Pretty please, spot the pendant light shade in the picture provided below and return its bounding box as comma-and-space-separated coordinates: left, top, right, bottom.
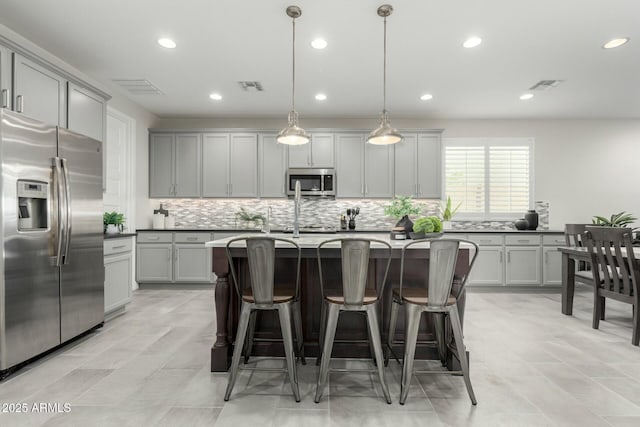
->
277, 6, 310, 146
367, 4, 402, 145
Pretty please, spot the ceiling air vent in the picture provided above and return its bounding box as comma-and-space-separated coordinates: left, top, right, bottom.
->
238, 81, 264, 91
112, 79, 164, 95
529, 80, 563, 91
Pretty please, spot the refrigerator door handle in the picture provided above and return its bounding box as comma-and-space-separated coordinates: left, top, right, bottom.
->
61, 158, 72, 264
52, 157, 65, 267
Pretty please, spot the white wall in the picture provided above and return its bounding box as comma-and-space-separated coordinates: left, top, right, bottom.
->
155, 117, 640, 230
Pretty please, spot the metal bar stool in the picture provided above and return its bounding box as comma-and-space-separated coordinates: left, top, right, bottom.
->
314, 237, 392, 404
224, 236, 305, 402
385, 238, 479, 405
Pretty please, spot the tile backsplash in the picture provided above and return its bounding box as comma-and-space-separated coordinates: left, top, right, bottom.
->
150, 199, 550, 231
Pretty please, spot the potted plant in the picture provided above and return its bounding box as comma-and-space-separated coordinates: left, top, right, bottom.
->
592, 211, 637, 228
384, 195, 422, 234
104, 211, 125, 234
440, 196, 461, 230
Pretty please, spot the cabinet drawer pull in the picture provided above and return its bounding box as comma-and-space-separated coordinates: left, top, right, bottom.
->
147, 236, 160, 241
186, 237, 198, 241
480, 240, 491, 244
1, 89, 8, 108
517, 239, 530, 243
16, 95, 24, 113
111, 245, 126, 250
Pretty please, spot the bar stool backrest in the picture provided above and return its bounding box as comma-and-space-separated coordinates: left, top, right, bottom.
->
584, 226, 638, 298
317, 238, 392, 305
427, 239, 462, 307
226, 236, 301, 305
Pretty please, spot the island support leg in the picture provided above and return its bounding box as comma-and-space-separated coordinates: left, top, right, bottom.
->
211, 273, 231, 372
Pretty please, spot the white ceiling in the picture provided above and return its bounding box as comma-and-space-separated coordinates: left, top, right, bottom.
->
0, 0, 638, 120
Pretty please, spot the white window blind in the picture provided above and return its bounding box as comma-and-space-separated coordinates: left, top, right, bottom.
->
443, 138, 533, 219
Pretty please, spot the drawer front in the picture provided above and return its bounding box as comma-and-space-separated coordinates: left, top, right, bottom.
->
174, 232, 212, 244
137, 232, 173, 243
104, 238, 133, 255
543, 235, 566, 246
505, 235, 542, 245
467, 234, 504, 246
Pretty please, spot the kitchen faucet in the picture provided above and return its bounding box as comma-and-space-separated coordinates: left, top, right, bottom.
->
293, 180, 301, 238
262, 205, 272, 234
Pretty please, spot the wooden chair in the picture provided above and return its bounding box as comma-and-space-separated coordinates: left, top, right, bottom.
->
583, 226, 639, 346
565, 223, 605, 318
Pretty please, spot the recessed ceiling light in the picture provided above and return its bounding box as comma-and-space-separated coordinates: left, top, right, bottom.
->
462, 36, 482, 48
602, 37, 629, 49
311, 38, 328, 49
315, 93, 327, 101
157, 38, 176, 49
520, 93, 534, 100
420, 93, 433, 101
209, 93, 222, 101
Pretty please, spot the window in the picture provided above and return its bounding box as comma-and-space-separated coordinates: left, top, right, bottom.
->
443, 138, 534, 219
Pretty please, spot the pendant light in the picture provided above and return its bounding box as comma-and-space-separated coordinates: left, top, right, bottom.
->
367, 4, 403, 145
277, 5, 310, 145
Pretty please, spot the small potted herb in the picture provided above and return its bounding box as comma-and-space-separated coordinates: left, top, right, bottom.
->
104, 211, 125, 234
592, 211, 637, 228
384, 195, 422, 234
440, 196, 461, 230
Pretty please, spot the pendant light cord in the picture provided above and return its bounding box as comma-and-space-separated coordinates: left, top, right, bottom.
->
382, 15, 387, 112
291, 17, 296, 113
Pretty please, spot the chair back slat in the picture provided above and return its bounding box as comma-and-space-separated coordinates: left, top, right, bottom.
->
246, 239, 276, 304
341, 240, 371, 305
427, 240, 461, 307
565, 224, 589, 247
584, 226, 637, 297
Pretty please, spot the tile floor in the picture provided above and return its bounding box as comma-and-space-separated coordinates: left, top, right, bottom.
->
0, 286, 639, 427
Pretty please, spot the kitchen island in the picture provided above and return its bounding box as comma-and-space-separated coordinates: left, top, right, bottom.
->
206, 233, 474, 372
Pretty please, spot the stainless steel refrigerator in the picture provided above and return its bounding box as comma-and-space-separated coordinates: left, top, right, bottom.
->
0, 109, 104, 377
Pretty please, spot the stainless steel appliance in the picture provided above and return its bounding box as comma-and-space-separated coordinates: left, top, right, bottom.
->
0, 109, 104, 378
286, 168, 335, 198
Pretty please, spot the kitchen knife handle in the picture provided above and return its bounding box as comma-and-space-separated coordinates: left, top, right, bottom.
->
1, 89, 8, 108
16, 94, 23, 113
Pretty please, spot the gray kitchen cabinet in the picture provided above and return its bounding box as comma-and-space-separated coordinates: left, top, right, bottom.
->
336, 133, 394, 198
136, 232, 173, 282
137, 232, 213, 284
149, 133, 201, 197
12, 53, 66, 126
202, 133, 230, 197
394, 133, 441, 198
335, 134, 365, 197
542, 235, 565, 286
466, 234, 505, 286
202, 133, 258, 197
364, 142, 394, 197
174, 233, 212, 282
505, 235, 542, 286
104, 237, 133, 317
67, 82, 106, 142
288, 133, 334, 168
260, 133, 287, 197
0, 45, 10, 109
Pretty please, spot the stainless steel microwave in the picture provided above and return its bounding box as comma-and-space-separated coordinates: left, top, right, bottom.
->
286, 168, 336, 197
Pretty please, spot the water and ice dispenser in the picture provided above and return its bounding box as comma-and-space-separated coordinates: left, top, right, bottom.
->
17, 180, 48, 230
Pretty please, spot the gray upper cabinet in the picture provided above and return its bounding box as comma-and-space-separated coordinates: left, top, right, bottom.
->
335, 134, 365, 197
149, 133, 200, 197
202, 133, 230, 197
365, 143, 394, 197
288, 133, 334, 168
0, 45, 10, 109
12, 53, 65, 126
394, 133, 442, 198
336, 133, 394, 198
202, 133, 258, 197
260, 133, 287, 197
416, 133, 442, 198
67, 82, 106, 142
